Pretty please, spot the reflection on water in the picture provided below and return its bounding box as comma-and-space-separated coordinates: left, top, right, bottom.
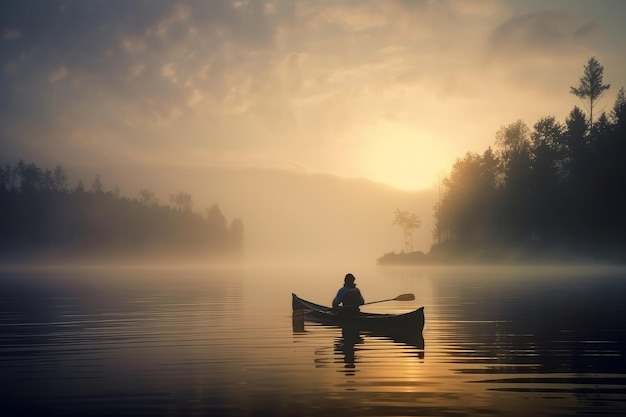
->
293, 316, 425, 376
1, 265, 625, 416
335, 326, 363, 371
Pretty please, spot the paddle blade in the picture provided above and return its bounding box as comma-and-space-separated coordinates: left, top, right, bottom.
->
393, 293, 415, 301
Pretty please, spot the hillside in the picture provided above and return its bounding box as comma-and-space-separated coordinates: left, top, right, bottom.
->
72, 164, 438, 266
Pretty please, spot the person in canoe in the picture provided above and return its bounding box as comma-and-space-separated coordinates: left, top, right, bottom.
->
332, 273, 365, 313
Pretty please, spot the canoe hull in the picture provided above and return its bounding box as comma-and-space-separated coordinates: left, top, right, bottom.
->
292, 293, 424, 332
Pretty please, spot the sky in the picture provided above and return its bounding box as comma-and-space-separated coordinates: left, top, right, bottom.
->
1, 0, 626, 191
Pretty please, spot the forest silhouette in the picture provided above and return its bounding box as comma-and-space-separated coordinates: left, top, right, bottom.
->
379, 57, 626, 264
0, 161, 243, 262
429, 57, 626, 264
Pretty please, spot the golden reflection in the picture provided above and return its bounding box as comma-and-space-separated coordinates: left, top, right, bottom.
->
293, 312, 425, 374
334, 326, 364, 374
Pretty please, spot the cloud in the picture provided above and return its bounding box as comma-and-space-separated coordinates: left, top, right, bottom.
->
0, 0, 506, 174
48, 65, 68, 82
487, 10, 599, 61
309, 3, 388, 32
574, 20, 600, 38
3, 28, 21, 40
0, 1, 288, 145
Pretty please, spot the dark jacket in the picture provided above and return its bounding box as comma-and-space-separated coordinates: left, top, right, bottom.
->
332, 285, 365, 308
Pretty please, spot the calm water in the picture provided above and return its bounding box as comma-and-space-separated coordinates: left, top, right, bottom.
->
1, 264, 626, 416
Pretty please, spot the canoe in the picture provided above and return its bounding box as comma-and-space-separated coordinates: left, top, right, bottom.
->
292, 293, 424, 332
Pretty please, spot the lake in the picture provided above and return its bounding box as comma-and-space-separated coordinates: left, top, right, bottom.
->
1, 264, 625, 416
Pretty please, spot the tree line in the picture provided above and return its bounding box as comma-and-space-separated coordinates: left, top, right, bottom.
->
432, 57, 626, 263
0, 160, 244, 261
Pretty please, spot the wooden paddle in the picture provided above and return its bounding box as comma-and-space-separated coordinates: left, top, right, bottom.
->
361, 293, 415, 306
339, 293, 416, 309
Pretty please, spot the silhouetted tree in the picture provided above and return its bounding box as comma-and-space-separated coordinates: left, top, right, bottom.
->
611, 87, 626, 130
434, 150, 501, 248
495, 120, 533, 242
479, 148, 500, 235
564, 106, 588, 167
41, 169, 55, 191
435, 152, 480, 244
392, 208, 421, 253
229, 217, 244, 250
138, 189, 158, 206
53, 165, 68, 192
109, 186, 121, 199
0, 164, 10, 191
592, 113, 611, 137
495, 120, 531, 179
529, 116, 565, 241
570, 57, 610, 131
15, 160, 42, 193
170, 192, 193, 212
531, 116, 566, 159
206, 204, 227, 230
74, 180, 85, 193
91, 175, 104, 194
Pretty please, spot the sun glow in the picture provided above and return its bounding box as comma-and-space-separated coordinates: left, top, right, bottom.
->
358, 120, 450, 191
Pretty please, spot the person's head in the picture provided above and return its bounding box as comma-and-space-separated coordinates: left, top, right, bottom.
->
344, 273, 356, 286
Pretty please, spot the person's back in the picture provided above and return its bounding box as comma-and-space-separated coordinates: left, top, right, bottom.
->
341, 287, 364, 306
332, 273, 365, 311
